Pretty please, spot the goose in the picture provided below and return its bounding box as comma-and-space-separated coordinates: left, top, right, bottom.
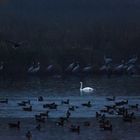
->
46, 64, 54, 72
104, 55, 112, 65
127, 56, 138, 64
31, 62, 40, 73
80, 82, 95, 93
28, 62, 35, 73
72, 62, 80, 73
65, 62, 75, 72
82, 65, 93, 73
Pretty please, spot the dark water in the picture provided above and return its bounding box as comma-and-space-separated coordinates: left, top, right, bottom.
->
0, 76, 140, 118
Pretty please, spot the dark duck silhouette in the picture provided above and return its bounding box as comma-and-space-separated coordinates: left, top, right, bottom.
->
8, 121, 20, 129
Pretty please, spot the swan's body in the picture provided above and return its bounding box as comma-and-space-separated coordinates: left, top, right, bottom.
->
80, 82, 95, 93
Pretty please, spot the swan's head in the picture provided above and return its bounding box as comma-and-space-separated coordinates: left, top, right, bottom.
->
80, 82, 82, 84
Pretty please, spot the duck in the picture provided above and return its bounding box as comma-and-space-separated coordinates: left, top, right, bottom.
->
22, 105, 32, 111
61, 99, 69, 105
8, 121, 20, 129
129, 104, 139, 109
26, 131, 32, 140
0, 98, 8, 104
65, 62, 75, 72
82, 101, 92, 107
70, 125, 80, 134
106, 96, 116, 101
40, 111, 50, 117
38, 96, 44, 101
36, 124, 41, 131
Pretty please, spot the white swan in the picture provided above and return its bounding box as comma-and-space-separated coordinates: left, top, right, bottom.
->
80, 82, 95, 93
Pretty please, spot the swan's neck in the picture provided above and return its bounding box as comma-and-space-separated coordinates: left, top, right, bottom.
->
80, 82, 83, 90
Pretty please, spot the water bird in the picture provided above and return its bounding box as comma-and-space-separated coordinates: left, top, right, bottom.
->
8, 121, 20, 129
66, 110, 71, 119
28, 62, 40, 74
28, 62, 35, 73
72, 62, 80, 73
40, 111, 50, 117
36, 117, 45, 123
127, 56, 138, 64
56, 118, 65, 126
80, 82, 95, 93
36, 124, 41, 131
82, 65, 93, 73
70, 125, 80, 134
82, 101, 92, 107
38, 96, 44, 101
22, 105, 32, 111
68, 106, 75, 111
104, 55, 112, 65
83, 121, 90, 126
26, 131, 32, 140
129, 104, 139, 109
0, 98, 8, 103
30, 62, 40, 73
43, 103, 58, 109
106, 96, 116, 101
18, 102, 26, 106
61, 99, 69, 105
46, 64, 54, 72
65, 62, 75, 72
127, 64, 137, 75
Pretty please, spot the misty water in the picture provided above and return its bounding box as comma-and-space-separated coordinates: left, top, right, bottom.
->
0, 76, 140, 118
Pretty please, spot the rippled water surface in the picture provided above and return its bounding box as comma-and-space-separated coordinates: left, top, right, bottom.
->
0, 76, 140, 118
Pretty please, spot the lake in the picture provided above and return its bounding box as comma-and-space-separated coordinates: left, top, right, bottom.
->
0, 76, 140, 118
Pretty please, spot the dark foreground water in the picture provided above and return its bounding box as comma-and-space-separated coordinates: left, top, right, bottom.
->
0, 76, 140, 118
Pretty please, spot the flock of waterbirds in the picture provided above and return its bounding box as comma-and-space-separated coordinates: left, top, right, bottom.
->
0, 55, 139, 77
0, 83, 139, 140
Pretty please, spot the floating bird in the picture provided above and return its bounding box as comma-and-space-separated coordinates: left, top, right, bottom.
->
28, 62, 35, 73
26, 131, 32, 140
127, 56, 138, 65
31, 62, 40, 73
104, 55, 112, 65
8, 121, 20, 129
65, 62, 75, 72
72, 62, 80, 73
28, 62, 40, 74
80, 82, 95, 93
46, 64, 54, 73
127, 64, 137, 75
82, 65, 93, 73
